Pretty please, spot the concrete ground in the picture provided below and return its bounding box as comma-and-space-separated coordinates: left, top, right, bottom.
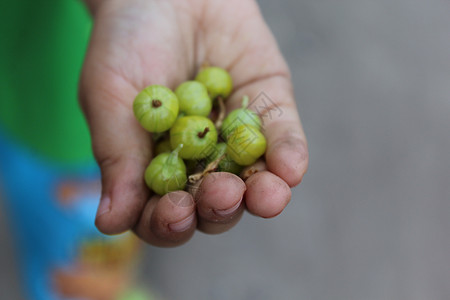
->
1, 0, 450, 299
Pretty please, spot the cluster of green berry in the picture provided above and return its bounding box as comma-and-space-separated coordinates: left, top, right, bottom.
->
132, 67, 267, 195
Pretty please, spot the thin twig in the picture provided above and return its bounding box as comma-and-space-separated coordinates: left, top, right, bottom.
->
240, 159, 267, 181
215, 96, 226, 130
188, 153, 226, 183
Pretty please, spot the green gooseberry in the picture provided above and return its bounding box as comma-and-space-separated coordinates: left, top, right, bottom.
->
154, 139, 172, 155
175, 81, 212, 117
195, 67, 233, 100
144, 144, 187, 195
221, 96, 261, 140
226, 124, 266, 166
170, 116, 218, 160
206, 143, 244, 175
133, 85, 179, 133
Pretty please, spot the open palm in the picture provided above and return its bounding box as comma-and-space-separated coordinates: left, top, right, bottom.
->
80, 0, 308, 246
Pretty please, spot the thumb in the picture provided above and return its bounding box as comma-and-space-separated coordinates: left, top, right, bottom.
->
79, 2, 194, 234
78, 29, 176, 235
79, 68, 151, 235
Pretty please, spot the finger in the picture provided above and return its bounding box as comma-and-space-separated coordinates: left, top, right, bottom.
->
229, 77, 309, 188
194, 172, 246, 234
201, 0, 309, 187
134, 191, 196, 247
244, 171, 291, 218
80, 70, 151, 235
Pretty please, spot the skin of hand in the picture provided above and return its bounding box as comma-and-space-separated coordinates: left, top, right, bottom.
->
79, 0, 309, 247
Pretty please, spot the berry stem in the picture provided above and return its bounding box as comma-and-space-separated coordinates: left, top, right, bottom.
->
152, 99, 162, 108
197, 127, 210, 138
166, 144, 183, 165
172, 143, 183, 155
214, 96, 226, 130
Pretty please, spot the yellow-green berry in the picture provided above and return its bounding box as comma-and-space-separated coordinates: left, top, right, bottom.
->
195, 67, 233, 99
170, 116, 218, 160
133, 85, 179, 133
226, 124, 266, 166
144, 145, 186, 195
175, 81, 212, 117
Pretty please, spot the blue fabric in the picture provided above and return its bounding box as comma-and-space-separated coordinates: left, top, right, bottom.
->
0, 127, 122, 300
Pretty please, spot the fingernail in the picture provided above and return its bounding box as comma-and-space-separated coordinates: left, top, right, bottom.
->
214, 198, 242, 217
96, 196, 111, 218
168, 213, 195, 232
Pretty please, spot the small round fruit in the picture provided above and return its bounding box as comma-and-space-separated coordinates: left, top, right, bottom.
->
226, 124, 266, 166
170, 116, 218, 160
221, 98, 261, 140
175, 81, 212, 117
195, 67, 233, 99
154, 139, 172, 155
133, 85, 179, 133
145, 145, 186, 195
206, 143, 244, 175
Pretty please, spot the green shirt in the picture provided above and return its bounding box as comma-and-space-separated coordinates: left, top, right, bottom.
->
0, 0, 93, 165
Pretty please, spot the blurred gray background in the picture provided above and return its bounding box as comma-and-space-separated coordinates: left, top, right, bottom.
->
1, 0, 449, 299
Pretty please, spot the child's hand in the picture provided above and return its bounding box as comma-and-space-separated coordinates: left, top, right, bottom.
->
79, 0, 308, 246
